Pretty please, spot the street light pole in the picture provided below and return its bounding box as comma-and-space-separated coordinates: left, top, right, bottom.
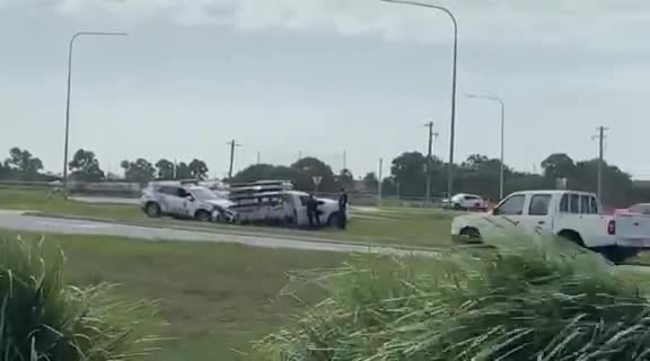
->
381, 0, 458, 200
63, 31, 127, 189
466, 93, 505, 199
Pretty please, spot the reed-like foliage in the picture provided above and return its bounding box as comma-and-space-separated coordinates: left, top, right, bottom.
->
256, 232, 650, 361
0, 235, 158, 361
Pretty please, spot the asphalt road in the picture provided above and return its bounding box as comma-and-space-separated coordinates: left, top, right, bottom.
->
71, 196, 140, 205
0, 210, 432, 256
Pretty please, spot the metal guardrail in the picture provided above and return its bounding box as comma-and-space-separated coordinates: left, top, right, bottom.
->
0, 180, 448, 208
0, 180, 143, 198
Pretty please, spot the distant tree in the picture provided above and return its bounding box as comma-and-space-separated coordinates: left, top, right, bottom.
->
381, 176, 398, 197
457, 154, 506, 200
175, 162, 192, 179
462, 154, 490, 170
233, 164, 302, 184
68, 149, 105, 182
337, 168, 355, 190
391, 152, 427, 197
363, 172, 379, 192
155, 159, 175, 180
291, 157, 337, 192
120, 158, 155, 184
541, 153, 576, 180
188, 159, 209, 180
4, 147, 43, 180
0, 162, 13, 179
572, 159, 634, 207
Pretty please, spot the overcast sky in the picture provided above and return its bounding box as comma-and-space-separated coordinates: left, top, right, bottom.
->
2, 0, 650, 179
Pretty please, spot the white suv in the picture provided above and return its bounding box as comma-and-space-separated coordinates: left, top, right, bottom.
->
140, 182, 235, 222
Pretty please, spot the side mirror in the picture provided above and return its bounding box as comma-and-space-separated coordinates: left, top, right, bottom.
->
491, 208, 500, 215
186, 194, 195, 201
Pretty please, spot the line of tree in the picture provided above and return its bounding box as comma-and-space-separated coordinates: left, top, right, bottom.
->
2, 145, 650, 206
233, 152, 650, 207
377, 151, 643, 207
0, 147, 211, 185
232, 157, 353, 193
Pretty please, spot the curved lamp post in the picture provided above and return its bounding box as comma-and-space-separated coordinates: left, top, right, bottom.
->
63, 31, 128, 188
380, 0, 458, 199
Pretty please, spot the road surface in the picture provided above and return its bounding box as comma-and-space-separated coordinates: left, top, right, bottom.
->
71, 196, 140, 205
0, 210, 432, 256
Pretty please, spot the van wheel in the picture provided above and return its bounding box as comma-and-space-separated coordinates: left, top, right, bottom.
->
458, 227, 482, 243
328, 212, 340, 226
195, 210, 212, 222
145, 202, 161, 218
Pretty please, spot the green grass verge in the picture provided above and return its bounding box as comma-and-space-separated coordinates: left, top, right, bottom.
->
0, 189, 458, 248
0, 229, 348, 360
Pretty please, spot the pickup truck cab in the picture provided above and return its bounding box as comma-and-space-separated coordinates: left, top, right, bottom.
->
452, 190, 650, 262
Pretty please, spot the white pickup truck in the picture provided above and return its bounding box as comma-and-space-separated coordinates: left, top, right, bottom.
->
451, 190, 650, 263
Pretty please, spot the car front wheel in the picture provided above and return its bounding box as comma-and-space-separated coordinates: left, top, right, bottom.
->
195, 210, 212, 222
145, 202, 161, 218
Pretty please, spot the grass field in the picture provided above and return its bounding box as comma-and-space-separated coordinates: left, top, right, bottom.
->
0, 229, 349, 360
0, 189, 458, 248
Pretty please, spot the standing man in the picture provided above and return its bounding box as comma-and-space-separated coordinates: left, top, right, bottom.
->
306, 194, 317, 228
337, 188, 348, 230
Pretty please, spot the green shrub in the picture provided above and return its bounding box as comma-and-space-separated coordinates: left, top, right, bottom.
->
0, 235, 158, 361
255, 235, 650, 360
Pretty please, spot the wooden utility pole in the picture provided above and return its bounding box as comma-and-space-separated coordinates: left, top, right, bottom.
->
227, 140, 241, 180
594, 126, 608, 200
425, 121, 434, 203
378, 157, 383, 204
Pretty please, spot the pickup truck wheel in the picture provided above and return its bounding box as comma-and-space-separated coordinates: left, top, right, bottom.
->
599, 246, 638, 265
145, 202, 161, 218
459, 227, 482, 243
195, 210, 212, 222
558, 230, 585, 248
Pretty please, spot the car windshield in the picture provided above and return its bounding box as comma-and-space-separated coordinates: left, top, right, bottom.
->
190, 188, 218, 201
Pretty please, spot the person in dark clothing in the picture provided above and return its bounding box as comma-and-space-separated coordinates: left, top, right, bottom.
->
306, 194, 319, 228
337, 188, 348, 229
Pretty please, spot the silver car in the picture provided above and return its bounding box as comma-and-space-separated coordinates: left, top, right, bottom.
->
140, 182, 236, 222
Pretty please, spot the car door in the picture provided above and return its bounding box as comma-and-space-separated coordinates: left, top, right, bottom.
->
577, 194, 611, 247
492, 194, 526, 226
161, 186, 186, 216
157, 186, 176, 213
520, 193, 554, 234
175, 187, 193, 217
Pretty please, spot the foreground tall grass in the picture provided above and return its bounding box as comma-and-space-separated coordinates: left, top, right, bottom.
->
256, 232, 650, 360
0, 235, 158, 361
